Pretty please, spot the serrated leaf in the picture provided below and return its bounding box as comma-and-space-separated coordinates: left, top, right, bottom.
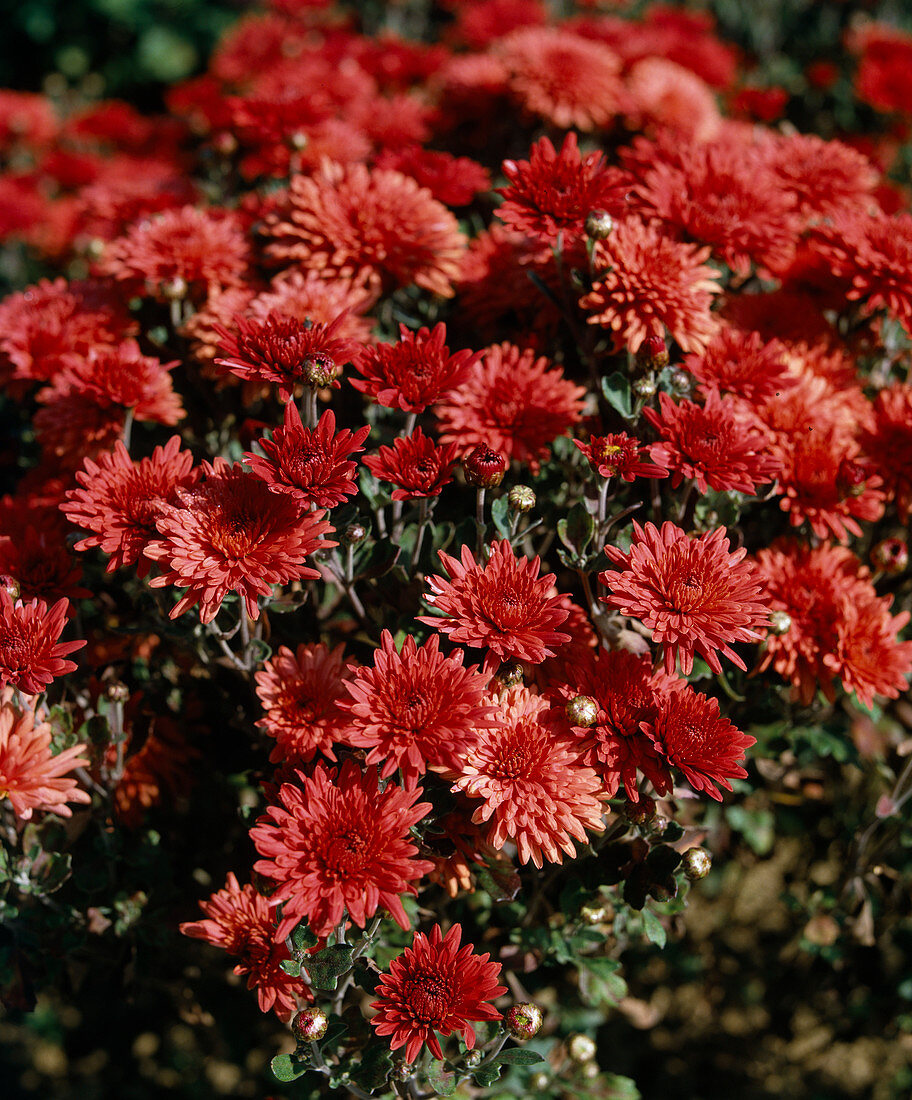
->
642, 907, 667, 949
424, 1060, 457, 1096
271, 1053, 307, 1082
491, 495, 512, 539
291, 922, 319, 955
279, 958, 301, 976
472, 1062, 504, 1087
495, 1048, 544, 1065
601, 372, 633, 420
304, 944, 354, 990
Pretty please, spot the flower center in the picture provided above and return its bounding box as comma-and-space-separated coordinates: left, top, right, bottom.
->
406, 972, 453, 1023
327, 830, 369, 874
0, 628, 29, 672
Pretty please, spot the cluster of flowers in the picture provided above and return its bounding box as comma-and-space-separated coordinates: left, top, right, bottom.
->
2, 0, 912, 1086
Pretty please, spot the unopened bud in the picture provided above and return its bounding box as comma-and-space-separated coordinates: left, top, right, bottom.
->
505, 1002, 544, 1040
625, 796, 656, 826
213, 131, 237, 156
390, 1059, 413, 1082
681, 847, 712, 881
105, 681, 130, 704
341, 523, 368, 545
464, 1049, 483, 1068
566, 695, 598, 728
768, 609, 792, 635
464, 444, 507, 489
301, 353, 337, 388
0, 574, 20, 600
292, 1007, 328, 1043
530, 1072, 550, 1091
670, 368, 692, 396
836, 457, 867, 498
632, 375, 657, 398
580, 903, 611, 925
494, 661, 524, 689
581, 1059, 600, 1079
636, 334, 668, 370
160, 276, 187, 301
508, 485, 536, 513
289, 131, 309, 151
585, 209, 614, 240
871, 538, 908, 575
568, 1034, 597, 1063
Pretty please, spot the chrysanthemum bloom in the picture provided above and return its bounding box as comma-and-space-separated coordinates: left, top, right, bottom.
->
644, 685, 755, 801
255, 643, 353, 765
250, 270, 376, 344
250, 760, 434, 940
453, 686, 605, 867
764, 132, 878, 224
0, 593, 84, 695
351, 323, 480, 414
0, 518, 88, 603
0, 701, 90, 820
370, 923, 506, 1062
624, 57, 721, 142
113, 716, 198, 828
40, 340, 184, 426
601, 522, 769, 676
829, 596, 912, 711
644, 389, 779, 495
496, 133, 629, 244
864, 383, 912, 520
245, 405, 369, 510
363, 430, 457, 501
436, 342, 584, 473
684, 327, 792, 404
580, 218, 721, 354
553, 648, 674, 802
32, 393, 124, 468
214, 312, 361, 401
496, 27, 625, 131
339, 631, 495, 784
145, 459, 335, 623
574, 432, 668, 482
375, 146, 491, 208
851, 22, 912, 114
420, 540, 571, 664
180, 873, 303, 1020
61, 436, 197, 578
98, 205, 251, 304
262, 161, 467, 298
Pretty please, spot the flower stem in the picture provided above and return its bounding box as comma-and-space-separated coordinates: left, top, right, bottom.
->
403, 411, 418, 438
475, 488, 486, 557
122, 407, 134, 451
412, 498, 429, 569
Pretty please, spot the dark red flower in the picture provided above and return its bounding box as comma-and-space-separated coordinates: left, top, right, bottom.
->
374, 146, 491, 207
363, 429, 457, 501
0, 593, 84, 696
684, 327, 792, 404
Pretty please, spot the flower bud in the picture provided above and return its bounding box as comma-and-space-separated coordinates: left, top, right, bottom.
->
636, 334, 668, 370
0, 574, 20, 600
105, 681, 130, 704
836, 457, 867, 498
301, 353, 337, 388
681, 847, 712, 881
464, 1049, 483, 1068
670, 368, 692, 396
292, 1007, 328, 1043
289, 131, 309, 151
530, 1072, 550, 1091
580, 903, 612, 926
341, 523, 368, 546
463, 444, 507, 488
161, 276, 188, 301
566, 695, 598, 728
568, 1033, 597, 1063
871, 537, 908, 575
505, 1002, 544, 1040
508, 485, 536, 513
493, 661, 524, 689
581, 1059, 600, 1079
390, 1059, 413, 1082
768, 609, 792, 635
212, 131, 237, 156
624, 796, 656, 826
632, 375, 657, 398
585, 209, 614, 240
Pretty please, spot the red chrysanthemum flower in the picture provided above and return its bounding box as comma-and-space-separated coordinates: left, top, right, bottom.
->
851, 23, 912, 115
214, 312, 361, 401
644, 685, 755, 801
601, 521, 769, 676
0, 516, 88, 604
244, 405, 369, 509
180, 873, 303, 1020
496, 132, 629, 244
624, 56, 721, 141
61, 436, 197, 578
644, 388, 779, 495
370, 923, 506, 1063
829, 596, 912, 712
262, 161, 467, 298
32, 393, 124, 468
0, 700, 90, 820
436, 342, 585, 473
764, 132, 878, 224
574, 432, 668, 482
0, 594, 84, 696
553, 647, 675, 802
684, 327, 792, 403
250, 760, 434, 940
112, 715, 198, 829
863, 382, 912, 521
453, 685, 605, 867
255, 643, 354, 765
496, 27, 625, 131
339, 631, 495, 784
351, 323, 481, 414
145, 458, 335, 623
98, 205, 251, 304
419, 540, 571, 664
374, 146, 491, 207
362, 429, 457, 501
250, 270, 376, 344
580, 218, 721, 354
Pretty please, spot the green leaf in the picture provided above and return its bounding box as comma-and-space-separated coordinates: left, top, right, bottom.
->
491, 495, 512, 539
271, 1053, 307, 1082
472, 1062, 504, 1087
279, 958, 301, 977
291, 922, 319, 955
557, 502, 596, 557
601, 372, 633, 420
495, 1048, 544, 1065
642, 907, 667, 949
424, 1060, 457, 1096
725, 805, 775, 856
304, 944, 354, 990
578, 956, 628, 1004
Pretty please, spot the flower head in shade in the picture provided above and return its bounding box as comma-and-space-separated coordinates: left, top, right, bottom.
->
625, 57, 721, 142
574, 432, 668, 482
351, 324, 480, 414
262, 162, 466, 298
684, 327, 792, 404
436, 342, 585, 473
0, 515, 88, 604
244, 406, 369, 510
0, 594, 84, 695
864, 382, 912, 521
254, 643, 354, 765
250, 760, 434, 940
453, 686, 605, 867
374, 146, 491, 208
370, 923, 506, 1062
214, 312, 361, 401
250, 270, 376, 344
145, 459, 335, 624
644, 685, 755, 801
644, 388, 779, 496
180, 873, 303, 1020
339, 631, 495, 784
601, 522, 768, 676
61, 436, 197, 578
32, 393, 125, 469
420, 540, 571, 664
0, 701, 90, 820
98, 205, 250, 304
497, 132, 629, 244
580, 218, 721, 354
363, 430, 457, 501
